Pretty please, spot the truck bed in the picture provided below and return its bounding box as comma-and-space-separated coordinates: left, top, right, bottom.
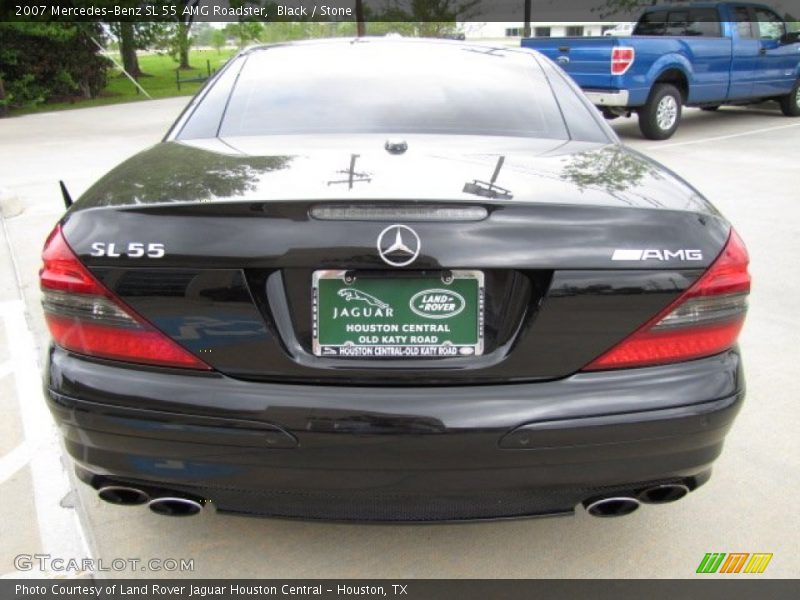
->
523, 35, 734, 106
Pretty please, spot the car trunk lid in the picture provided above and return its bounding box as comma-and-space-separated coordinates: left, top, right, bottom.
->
54, 139, 730, 384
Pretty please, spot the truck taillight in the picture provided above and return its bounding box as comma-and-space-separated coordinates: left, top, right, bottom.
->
40, 225, 211, 370
583, 229, 750, 370
611, 47, 635, 75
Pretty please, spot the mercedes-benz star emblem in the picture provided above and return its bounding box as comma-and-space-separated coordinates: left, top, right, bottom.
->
377, 224, 421, 267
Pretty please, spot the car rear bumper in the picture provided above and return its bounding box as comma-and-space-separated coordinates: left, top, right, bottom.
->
584, 88, 630, 107
45, 345, 744, 521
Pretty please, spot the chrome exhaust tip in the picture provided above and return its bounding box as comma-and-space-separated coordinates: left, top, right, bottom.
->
97, 485, 151, 506
584, 496, 641, 518
148, 496, 204, 517
637, 483, 690, 505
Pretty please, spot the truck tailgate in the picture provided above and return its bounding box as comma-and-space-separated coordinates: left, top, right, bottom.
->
522, 37, 618, 89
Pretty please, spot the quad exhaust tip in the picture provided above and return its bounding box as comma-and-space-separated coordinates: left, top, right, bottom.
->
584, 496, 641, 518
97, 485, 151, 506
584, 482, 692, 517
147, 496, 205, 517
637, 483, 690, 504
97, 485, 205, 516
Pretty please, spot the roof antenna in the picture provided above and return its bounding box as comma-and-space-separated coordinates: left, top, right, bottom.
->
59, 180, 73, 209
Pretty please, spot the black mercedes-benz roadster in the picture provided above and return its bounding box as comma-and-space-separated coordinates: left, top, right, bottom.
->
42, 39, 749, 521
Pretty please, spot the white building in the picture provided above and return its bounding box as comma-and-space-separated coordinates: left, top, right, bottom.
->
461, 22, 624, 44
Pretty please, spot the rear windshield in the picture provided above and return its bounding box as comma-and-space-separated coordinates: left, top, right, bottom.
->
183, 42, 577, 141
634, 8, 721, 37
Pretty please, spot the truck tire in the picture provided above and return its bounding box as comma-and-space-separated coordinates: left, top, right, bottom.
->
778, 80, 800, 117
638, 84, 682, 140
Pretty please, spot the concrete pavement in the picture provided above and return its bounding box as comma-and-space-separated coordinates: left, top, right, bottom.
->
1, 98, 798, 578
0, 99, 190, 578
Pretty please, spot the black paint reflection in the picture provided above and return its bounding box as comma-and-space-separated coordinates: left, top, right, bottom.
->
80, 142, 292, 206
560, 145, 658, 195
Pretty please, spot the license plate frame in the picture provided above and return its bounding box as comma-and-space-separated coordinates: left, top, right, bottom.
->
312, 270, 484, 358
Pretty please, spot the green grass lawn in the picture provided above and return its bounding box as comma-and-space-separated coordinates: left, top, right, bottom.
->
10, 48, 238, 116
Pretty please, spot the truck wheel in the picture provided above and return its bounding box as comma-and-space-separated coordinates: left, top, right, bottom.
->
638, 84, 682, 140
778, 80, 800, 117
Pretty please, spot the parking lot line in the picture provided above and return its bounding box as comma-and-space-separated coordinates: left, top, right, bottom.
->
646, 121, 800, 150
0, 441, 32, 485
1, 299, 92, 562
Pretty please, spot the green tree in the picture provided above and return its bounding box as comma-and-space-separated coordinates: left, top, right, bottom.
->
116, 22, 141, 77
0, 23, 111, 113
356, 0, 365, 36
192, 22, 214, 47
0, 73, 6, 118
223, 22, 264, 48
260, 22, 328, 43
160, 0, 202, 69
66, 0, 161, 78
210, 29, 228, 54
364, 22, 419, 36
175, 20, 193, 69
108, 22, 167, 79
377, 0, 480, 36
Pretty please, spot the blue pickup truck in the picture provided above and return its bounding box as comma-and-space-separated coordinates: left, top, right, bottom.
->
522, 2, 800, 139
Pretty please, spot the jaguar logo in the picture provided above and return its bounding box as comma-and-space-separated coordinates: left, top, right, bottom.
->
409, 289, 465, 320
333, 288, 393, 319
337, 288, 390, 310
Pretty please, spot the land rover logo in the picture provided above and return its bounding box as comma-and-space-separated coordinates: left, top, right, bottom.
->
377, 224, 420, 267
409, 289, 466, 320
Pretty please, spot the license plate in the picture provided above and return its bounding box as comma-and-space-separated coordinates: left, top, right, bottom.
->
312, 270, 484, 358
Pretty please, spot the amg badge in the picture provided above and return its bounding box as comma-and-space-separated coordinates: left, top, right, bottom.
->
612, 249, 703, 261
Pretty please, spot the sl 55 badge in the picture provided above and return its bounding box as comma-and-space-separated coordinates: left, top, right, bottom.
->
89, 242, 165, 258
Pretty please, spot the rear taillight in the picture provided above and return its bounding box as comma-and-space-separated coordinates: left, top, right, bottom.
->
583, 229, 750, 371
611, 47, 635, 75
40, 225, 210, 370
